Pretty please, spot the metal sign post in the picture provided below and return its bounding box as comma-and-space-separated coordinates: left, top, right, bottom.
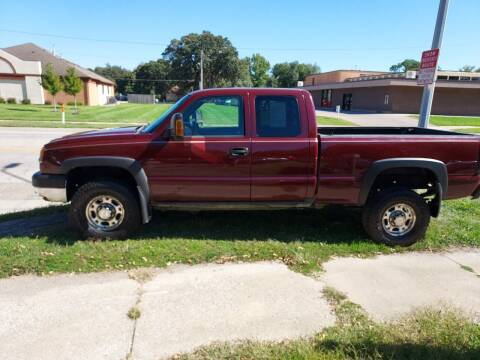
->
61, 104, 65, 125
418, 0, 450, 128
199, 49, 204, 90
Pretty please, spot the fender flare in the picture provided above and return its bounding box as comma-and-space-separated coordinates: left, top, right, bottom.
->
358, 158, 448, 206
60, 156, 151, 224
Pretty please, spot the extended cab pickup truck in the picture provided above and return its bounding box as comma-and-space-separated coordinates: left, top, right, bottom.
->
33, 88, 480, 246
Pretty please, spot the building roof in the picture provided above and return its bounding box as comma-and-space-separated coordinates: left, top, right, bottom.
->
303, 78, 480, 91
303, 69, 480, 91
306, 69, 389, 77
2, 43, 115, 85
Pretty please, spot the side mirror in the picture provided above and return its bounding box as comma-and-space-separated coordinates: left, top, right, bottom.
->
170, 112, 184, 139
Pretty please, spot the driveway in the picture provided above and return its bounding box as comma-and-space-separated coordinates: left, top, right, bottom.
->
1, 250, 479, 359
317, 109, 426, 127
0, 127, 86, 214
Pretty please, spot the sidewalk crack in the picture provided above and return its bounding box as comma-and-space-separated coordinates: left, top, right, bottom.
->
125, 268, 155, 360
441, 254, 480, 277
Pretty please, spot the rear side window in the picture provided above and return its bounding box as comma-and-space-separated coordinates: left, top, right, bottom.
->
255, 96, 301, 137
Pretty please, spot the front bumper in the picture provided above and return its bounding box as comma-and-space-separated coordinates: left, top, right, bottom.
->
32, 172, 67, 202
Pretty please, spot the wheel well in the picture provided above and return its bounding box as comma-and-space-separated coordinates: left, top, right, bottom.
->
66, 166, 137, 201
367, 167, 441, 217
369, 167, 437, 196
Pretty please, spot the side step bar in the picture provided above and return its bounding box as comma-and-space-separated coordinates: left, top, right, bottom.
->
152, 200, 315, 211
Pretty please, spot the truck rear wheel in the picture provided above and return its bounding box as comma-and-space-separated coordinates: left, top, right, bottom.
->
69, 180, 141, 239
362, 189, 430, 246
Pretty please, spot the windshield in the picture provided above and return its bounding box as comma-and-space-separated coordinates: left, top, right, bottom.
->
142, 94, 191, 133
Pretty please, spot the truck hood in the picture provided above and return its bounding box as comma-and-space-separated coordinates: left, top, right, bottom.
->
61, 126, 139, 139
48, 126, 140, 145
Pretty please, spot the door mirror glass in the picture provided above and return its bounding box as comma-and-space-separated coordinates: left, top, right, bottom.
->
170, 112, 184, 139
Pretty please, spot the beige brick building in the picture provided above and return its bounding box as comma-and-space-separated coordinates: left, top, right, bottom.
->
3, 43, 115, 106
303, 70, 480, 116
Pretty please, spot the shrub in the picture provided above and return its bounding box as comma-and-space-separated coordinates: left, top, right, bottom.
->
7, 98, 16, 104
45, 100, 52, 105
67, 101, 83, 106
0, 97, 5, 104
21, 99, 31, 105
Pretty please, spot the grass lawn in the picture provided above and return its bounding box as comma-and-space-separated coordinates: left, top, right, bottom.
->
0, 198, 478, 278
317, 116, 356, 126
0, 103, 356, 128
177, 288, 480, 360
456, 127, 480, 134
0, 103, 171, 127
428, 115, 480, 126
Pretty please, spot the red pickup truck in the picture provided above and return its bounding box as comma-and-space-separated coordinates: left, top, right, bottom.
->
33, 88, 480, 246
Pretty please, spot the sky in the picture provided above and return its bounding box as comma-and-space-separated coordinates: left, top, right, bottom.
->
0, 0, 478, 72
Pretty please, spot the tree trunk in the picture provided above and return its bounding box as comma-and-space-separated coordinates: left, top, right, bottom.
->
74, 96, 77, 112
53, 96, 57, 112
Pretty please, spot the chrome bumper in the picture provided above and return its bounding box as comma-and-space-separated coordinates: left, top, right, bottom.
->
32, 172, 67, 203
35, 187, 67, 202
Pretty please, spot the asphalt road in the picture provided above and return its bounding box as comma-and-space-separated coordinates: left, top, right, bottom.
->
0, 127, 86, 214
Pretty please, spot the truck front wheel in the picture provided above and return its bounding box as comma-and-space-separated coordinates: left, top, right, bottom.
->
69, 181, 141, 239
362, 189, 430, 246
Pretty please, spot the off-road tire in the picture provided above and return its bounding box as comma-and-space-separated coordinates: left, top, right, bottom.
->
69, 180, 141, 239
362, 189, 430, 247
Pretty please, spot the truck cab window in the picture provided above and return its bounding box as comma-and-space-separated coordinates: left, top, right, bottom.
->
183, 95, 244, 137
255, 96, 301, 137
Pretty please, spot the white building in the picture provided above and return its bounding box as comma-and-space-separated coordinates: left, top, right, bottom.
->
0, 49, 44, 104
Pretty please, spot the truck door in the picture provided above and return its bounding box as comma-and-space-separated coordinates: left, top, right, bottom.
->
147, 94, 251, 202
250, 94, 313, 201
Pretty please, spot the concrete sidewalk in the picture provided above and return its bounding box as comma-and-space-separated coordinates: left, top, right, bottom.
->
0, 262, 334, 360
1, 250, 480, 359
323, 249, 480, 322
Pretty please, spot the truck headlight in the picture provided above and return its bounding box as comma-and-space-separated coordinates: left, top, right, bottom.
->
39, 146, 46, 162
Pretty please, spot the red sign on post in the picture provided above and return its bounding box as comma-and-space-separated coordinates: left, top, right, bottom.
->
417, 48, 440, 85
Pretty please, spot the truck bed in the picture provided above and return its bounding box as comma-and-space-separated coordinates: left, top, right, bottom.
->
318, 127, 473, 136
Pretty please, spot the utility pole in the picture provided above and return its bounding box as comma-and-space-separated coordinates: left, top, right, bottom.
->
199, 49, 204, 90
418, 0, 450, 128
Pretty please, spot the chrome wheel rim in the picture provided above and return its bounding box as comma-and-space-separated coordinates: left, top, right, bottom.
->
86, 195, 125, 231
381, 203, 416, 237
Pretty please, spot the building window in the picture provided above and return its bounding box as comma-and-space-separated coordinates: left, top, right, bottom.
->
320, 89, 332, 107
384, 94, 390, 105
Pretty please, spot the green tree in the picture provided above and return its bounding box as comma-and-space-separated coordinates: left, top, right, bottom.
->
270, 62, 319, 88
297, 63, 320, 82
459, 65, 476, 72
389, 59, 420, 72
248, 53, 270, 87
40, 63, 63, 111
236, 58, 253, 87
62, 67, 83, 111
93, 64, 134, 94
163, 31, 241, 91
133, 59, 171, 99
271, 62, 298, 87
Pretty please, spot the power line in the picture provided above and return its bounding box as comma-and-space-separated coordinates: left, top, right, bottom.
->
0, 28, 469, 52
111, 78, 193, 82
0, 29, 169, 47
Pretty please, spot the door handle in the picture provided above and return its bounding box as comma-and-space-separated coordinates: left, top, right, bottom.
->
230, 147, 249, 157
